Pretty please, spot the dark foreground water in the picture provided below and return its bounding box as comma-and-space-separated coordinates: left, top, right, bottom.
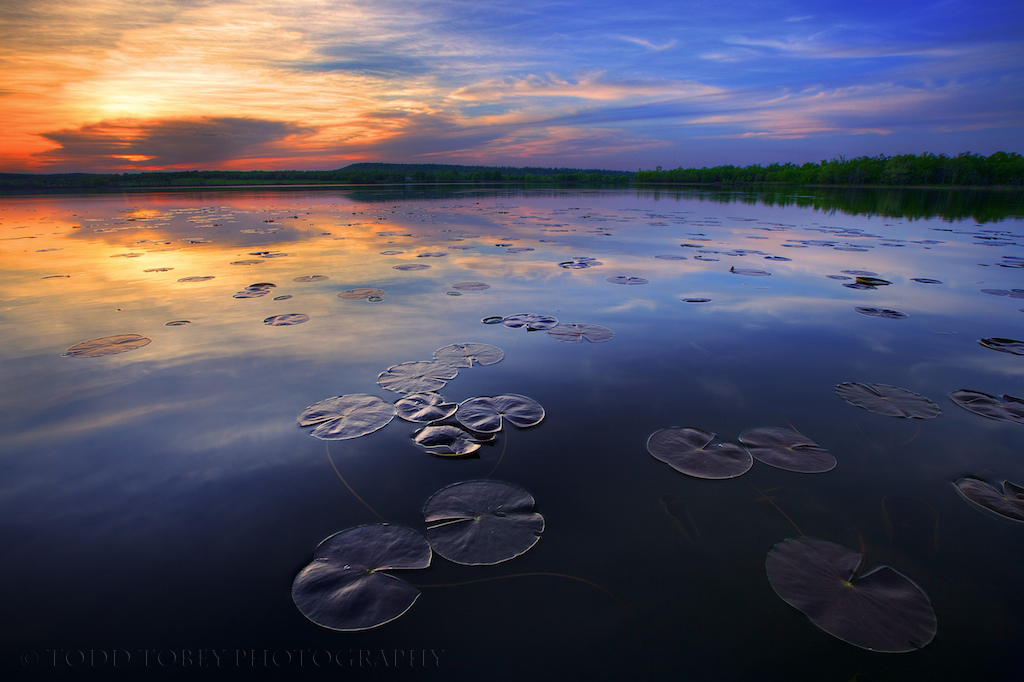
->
1, 186, 1022, 681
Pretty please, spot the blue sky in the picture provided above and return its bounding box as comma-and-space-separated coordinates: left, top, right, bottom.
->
1, 0, 1021, 172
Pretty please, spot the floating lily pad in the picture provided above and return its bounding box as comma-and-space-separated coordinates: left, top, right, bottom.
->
855, 307, 908, 319
234, 282, 276, 298
481, 316, 504, 325
836, 383, 940, 419
682, 298, 711, 303
738, 427, 836, 473
339, 288, 386, 301
274, 295, 292, 301
953, 478, 1024, 522
452, 282, 490, 291
423, 480, 544, 565
412, 424, 486, 456
729, 267, 771, 276
766, 537, 937, 652
911, 278, 942, 284
264, 313, 309, 326
165, 320, 191, 326
647, 427, 752, 479
291, 524, 431, 631
606, 276, 649, 285
393, 264, 430, 271
395, 393, 458, 423
65, 333, 152, 357
456, 394, 545, 433
503, 313, 559, 331
297, 394, 396, 440
547, 323, 614, 343
433, 342, 504, 368
177, 276, 214, 282
293, 275, 328, 282
558, 256, 602, 269
377, 361, 459, 394
855, 276, 892, 286
949, 390, 1024, 424
978, 337, 1024, 356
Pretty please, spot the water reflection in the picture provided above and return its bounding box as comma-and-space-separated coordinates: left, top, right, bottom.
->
1, 187, 1021, 681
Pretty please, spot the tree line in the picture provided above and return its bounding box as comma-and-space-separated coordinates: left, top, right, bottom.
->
635, 152, 1023, 187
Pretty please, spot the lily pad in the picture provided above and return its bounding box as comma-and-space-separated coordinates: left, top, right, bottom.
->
291, 524, 431, 631
297, 394, 396, 440
165, 320, 191, 326
738, 427, 836, 473
433, 342, 504, 368
729, 267, 771, 276
855, 276, 892, 287
682, 298, 711, 303
264, 313, 309, 326
949, 390, 1024, 424
503, 313, 559, 331
177, 276, 214, 282
481, 316, 504, 325
339, 288, 386, 301
911, 278, 942, 284
978, 337, 1024, 356
452, 282, 490, 291
606, 276, 649, 285
293, 275, 328, 282
65, 333, 152, 357
412, 424, 486, 456
395, 393, 458, 423
647, 427, 752, 479
377, 361, 459, 394
766, 537, 937, 652
456, 394, 545, 433
953, 478, 1024, 522
393, 264, 430, 271
836, 383, 940, 419
855, 307, 908, 319
423, 480, 544, 565
558, 256, 602, 269
547, 323, 614, 343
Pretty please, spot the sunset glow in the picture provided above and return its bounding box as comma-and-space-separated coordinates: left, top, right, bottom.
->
1, 0, 1021, 173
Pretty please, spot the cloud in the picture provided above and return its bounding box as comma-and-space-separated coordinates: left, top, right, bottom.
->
449, 73, 723, 102
34, 117, 316, 170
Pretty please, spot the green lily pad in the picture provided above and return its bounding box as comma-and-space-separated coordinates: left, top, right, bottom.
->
291, 524, 431, 631
766, 537, 937, 652
423, 480, 544, 565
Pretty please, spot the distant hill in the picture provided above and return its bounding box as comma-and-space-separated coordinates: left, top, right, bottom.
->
340, 162, 634, 178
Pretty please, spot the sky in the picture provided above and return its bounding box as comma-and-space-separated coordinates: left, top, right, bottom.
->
1, 0, 1022, 173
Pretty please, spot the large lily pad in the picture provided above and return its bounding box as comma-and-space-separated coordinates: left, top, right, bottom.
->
377, 361, 459, 394
339, 288, 386, 301
606, 276, 649, 285
433, 342, 504, 368
395, 393, 458, 423
292, 524, 431, 631
455, 394, 545, 433
766, 537, 937, 652
423, 480, 544, 565
836, 383, 940, 419
978, 337, 1024, 356
298, 394, 396, 440
953, 478, 1024, 522
547, 323, 614, 343
738, 427, 836, 473
647, 427, 752, 479
948, 390, 1024, 424
65, 334, 151, 357
855, 307, 908, 319
503, 313, 559, 331
412, 424, 487, 456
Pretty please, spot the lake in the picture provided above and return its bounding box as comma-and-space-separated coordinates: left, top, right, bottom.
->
1, 185, 1022, 681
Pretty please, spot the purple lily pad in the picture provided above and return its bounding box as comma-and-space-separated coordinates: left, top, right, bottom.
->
978, 338, 1024, 356
647, 427, 752, 479
836, 383, 940, 419
65, 333, 151, 357
738, 427, 836, 473
766, 537, 937, 652
297, 394, 396, 440
547, 323, 614, 343
949, 390, 1024, 424
954, 478, 1024, 522
291, 524, 431, 631
455, 394, 545, 433
423, 480, 544, 565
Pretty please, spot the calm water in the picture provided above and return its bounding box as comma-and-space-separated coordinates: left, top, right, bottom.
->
1, 186, 1022, 681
